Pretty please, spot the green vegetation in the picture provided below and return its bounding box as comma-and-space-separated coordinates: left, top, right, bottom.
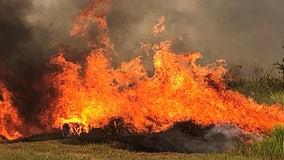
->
240, 126, 284, 159
227, 59, 284, 159
228, 61, 284, 105
228, 76, 284, 105
273, 57, 284, 80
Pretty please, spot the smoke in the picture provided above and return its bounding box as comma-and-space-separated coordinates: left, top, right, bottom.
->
0, 0, 31, 63
0, 0, 87, 126
0, 0, 39, 124
113, 122, 257, 153
108, 0, 284, 73
0, 0, 283, 131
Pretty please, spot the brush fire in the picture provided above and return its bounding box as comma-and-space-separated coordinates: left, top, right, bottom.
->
0, 0, 284, 153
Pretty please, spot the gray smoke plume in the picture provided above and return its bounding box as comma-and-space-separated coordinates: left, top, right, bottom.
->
0, 0, 42, 124
0, 0, 86, 125
108, 0, 284, 75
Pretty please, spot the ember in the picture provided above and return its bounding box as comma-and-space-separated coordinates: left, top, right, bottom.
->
62, 122, 89, 137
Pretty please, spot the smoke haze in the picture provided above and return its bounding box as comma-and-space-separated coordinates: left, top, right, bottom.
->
109, 0, 284, 72
2, 0, 284, 73
0, 0, 284, 124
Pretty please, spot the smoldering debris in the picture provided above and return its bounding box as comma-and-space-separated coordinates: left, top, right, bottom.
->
9, 120, 257, 153
117, 122, 257, 153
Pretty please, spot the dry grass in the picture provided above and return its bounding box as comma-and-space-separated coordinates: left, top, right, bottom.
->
0, 139, 259, 160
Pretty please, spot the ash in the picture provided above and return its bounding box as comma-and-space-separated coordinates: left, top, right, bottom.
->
117, 122, 257, 153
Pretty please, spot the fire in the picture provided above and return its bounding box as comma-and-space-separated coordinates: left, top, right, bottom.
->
38, 0, 284, 135
0, 82, 23, 140
1, 0, 284, 140
40, 40, 284, 134
152, 16, 166, 37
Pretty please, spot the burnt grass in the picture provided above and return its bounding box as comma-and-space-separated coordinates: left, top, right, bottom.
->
3, 118, 256, 154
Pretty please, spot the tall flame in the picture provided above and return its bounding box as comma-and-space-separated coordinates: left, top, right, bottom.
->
0, 82, 23, 140
39, 0, 284, 135
39, 40, 284, 134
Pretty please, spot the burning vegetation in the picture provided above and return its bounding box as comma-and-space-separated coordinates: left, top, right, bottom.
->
0, 0, 284, 153
0, 82, 23, 140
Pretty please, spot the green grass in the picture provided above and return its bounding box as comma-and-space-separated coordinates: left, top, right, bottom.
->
269, 92, 284, 105
240, 126, 284, 159
0, 140, 260, 160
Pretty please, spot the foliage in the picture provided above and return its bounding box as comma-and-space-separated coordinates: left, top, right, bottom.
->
228, 75, 284, 105
227, 62, 284, 105
241, 126, 284, 159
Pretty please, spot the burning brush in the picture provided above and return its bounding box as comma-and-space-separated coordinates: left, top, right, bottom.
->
62, 122, 90, 137
59, 119, 257, 153
0, 0, 283, 154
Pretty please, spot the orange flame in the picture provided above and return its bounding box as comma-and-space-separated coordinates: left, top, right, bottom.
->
152, 16, 166, 37
39, 39, 284, 135
69, 0, 114, 53
0, 82, 23, 140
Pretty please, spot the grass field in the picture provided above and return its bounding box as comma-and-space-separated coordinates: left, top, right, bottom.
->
0, 139, 261, 160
